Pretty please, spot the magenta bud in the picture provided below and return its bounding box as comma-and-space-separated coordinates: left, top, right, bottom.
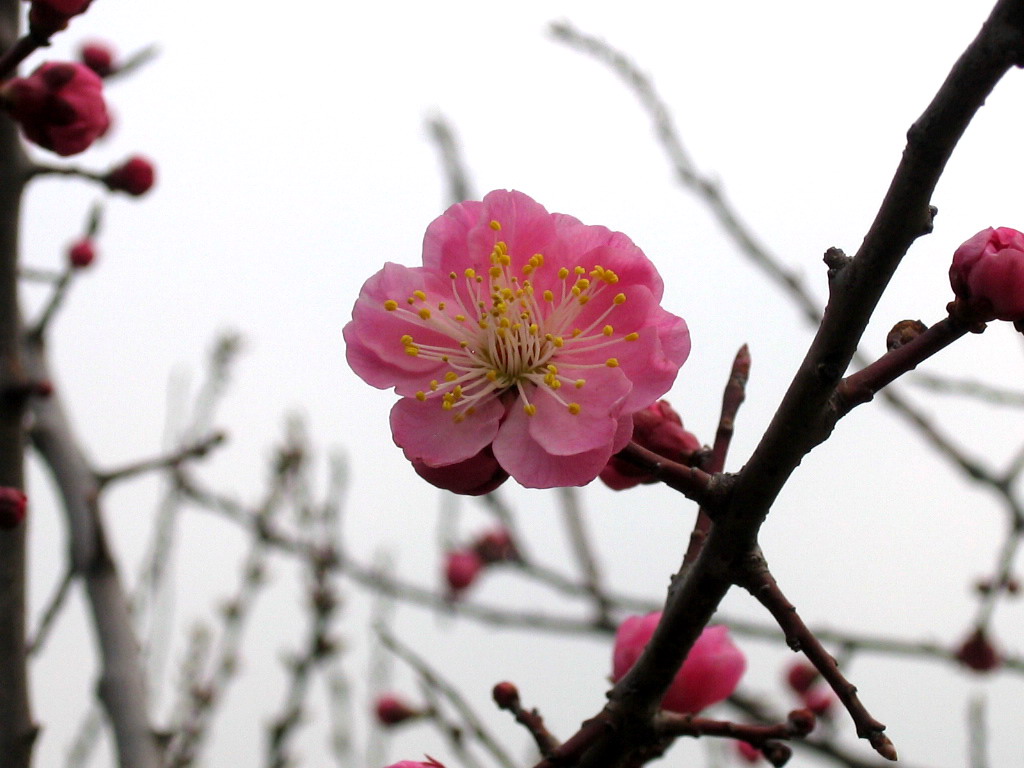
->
374, 694, 422, 726
444, 549, 483, 594
68, 238, 96, 268
950, 227, 1024, 323
955, 628, 1001, 673
492, 681, 520, 709
784, 661, 818, 694
0, 487, 27, 529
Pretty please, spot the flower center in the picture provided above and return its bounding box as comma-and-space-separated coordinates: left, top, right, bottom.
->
382, 219, 639, 420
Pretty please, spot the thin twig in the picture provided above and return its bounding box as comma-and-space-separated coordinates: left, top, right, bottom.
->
557, 487, 614, 628
26, 566, 74, 655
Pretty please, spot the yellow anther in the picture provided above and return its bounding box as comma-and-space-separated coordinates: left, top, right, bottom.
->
430, 380, 439, 390
575, 379, 586, 388
532, 253, 544, 265
418, 308, 431, 320
405, 346, 419, 357
453, 413, 466, 423
529, 323, 539, 334
574, 266, 586, 275
441, 355, 449, 362
558, 267, 569, 280
445, 371, 458, 382
495, 240, 508, 254
499, 317, 511, 328
571, 286, 582, 297
605, 358, 619, 368
543, 289, 554, 302
602, 269, 619, 284
578, 296, 590, 305
576, 279, 590, 290
406, 297, 415, 305
572, 329, 582, 337
453, 385, 463, 398
524, 403, 537, 416
438, 302, 446, 310
603, 325, 614, 336
465, 268, 476, 278
459, 340, 469, 348
486, 370, 498, 381
415, 391, 426, 401
383, 300, 398, 311
475, 275, 483, 283
553, 336, 564, 347
591, 265, 605, 278
498, 253, 511, 266
455, 314, 466, 322
400, 334, 414, 345
567, 403, 581, 415
522, 264, 534, 275
478, 320, 489, 329
449, 271, 457, 280
442, 400, 453, 411
489, 220, 502, 231
613, 293, 627, 305
625, 332, 639, 341
466, 407, 476, 416
413, 290, 426, 301
547, 364, 558, 373
497, 328, 507, 339
502, 287, 514, 299
489, 265, 503, 278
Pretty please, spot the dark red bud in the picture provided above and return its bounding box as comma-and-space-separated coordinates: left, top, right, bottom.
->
0, 487, 27, 529
492, 681, 520, 709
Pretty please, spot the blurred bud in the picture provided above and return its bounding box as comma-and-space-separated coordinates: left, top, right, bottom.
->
786, 708, 816, 736
444, 549, 483, 595
472, 527, 518, 564
492, 681, 519, 709
949, 227, 1024, 323
801, 686, 836, 717
104, 155, 156, 196
68, 237, 96, 268
0, 487, 26, 529
613, 613, 745, 714
885, 319, 927, 351
955, 628, 1001, 673
1, 62, 109, 156
28, 0, 93, 36
375, 694, 423, 726
736, 741, 762, 764
600, 400, 701, 490
784, 661, 818, 694
80, 41, 117, 77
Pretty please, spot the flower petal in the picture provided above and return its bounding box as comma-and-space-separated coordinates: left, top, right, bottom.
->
390, 395, 504, 467
527, 366, 631, 456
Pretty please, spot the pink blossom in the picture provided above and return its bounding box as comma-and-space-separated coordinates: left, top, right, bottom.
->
1, 62, 109, 156
345, 190, 690, 490
949, 227, 1024, 322
612, 612, 745, 714
600, 399, 701, 490
801, 686, 836, 717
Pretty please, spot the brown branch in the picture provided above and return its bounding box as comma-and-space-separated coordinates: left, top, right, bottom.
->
612, 442, 719, 505
683, 345, 750, 569
493, 682, 561, 758
738, 554, 894, 760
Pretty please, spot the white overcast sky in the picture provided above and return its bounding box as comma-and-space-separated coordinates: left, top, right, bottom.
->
18, 2, 1024, 767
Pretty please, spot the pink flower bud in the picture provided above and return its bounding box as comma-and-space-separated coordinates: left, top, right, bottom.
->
374, 694, 422, 726
784, 661, 818, 694
411, 445, 508, 496
1, 62, 109, 156
611, 613, 746, 714
949, 227, 1024, 322
736, 741, 762, 763
444, 549, 483, 594
80, 41, 117, 78
800, 686, 835, 717
28, 0, 93, 35
600, 400, 701, 490
104, 155, 156, 197
0, 487, 27, 529
68, 238, 96, 268
955, 628, 1001, 673
472, 527, 518, 564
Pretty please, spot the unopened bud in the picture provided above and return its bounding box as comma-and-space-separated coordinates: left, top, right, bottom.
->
492, 681, 520, 709
473, 527, 518, 564
80, 41, 117, 77
104, 155, 156, 196
955, 628, 1001, 673
736, 741, 763, 764
0, 487, 26, 529
786, 708, 816, 737
784, 661, 818, 694
886, 319, 927, 351
374, 694, 422, 726
444, 549, 483, 595
801, 686, 835, 717
68, 238, 96, 268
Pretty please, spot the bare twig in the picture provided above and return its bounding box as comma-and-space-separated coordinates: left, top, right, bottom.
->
426, 114, 475, 206
557, 487, 614, 628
